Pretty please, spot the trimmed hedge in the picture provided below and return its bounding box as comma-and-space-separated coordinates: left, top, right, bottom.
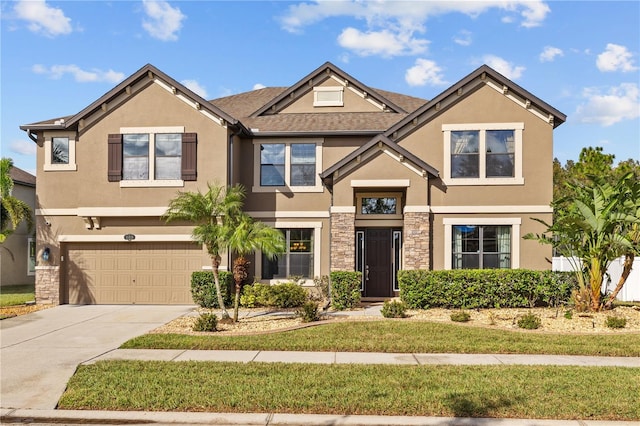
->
240, 282, 308, 308
191, 271, 234, 308
330, 271, 362, 310
398, 269, 576, 309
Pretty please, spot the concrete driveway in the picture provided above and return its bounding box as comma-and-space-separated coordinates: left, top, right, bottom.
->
0, 304, 193, 410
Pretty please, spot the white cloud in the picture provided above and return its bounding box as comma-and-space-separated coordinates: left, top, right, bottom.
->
483, 55, 525, 80
280, 1, 549, 59
32, 64, 125, 84
181, 79, 208, 98
142, 0, 185, 41
575, 83, 640, 126
253, 83, 266, 90
539, 46, 563, 62
338, 27, 428, 57
453, 30, 472, 47
596, 44, 638, 72
13, 0, 72, 37
10, 140, 37, 156
405, 59, 448, 87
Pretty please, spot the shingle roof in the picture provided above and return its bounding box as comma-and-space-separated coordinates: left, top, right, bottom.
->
243, 112, 409, 134
10, 166, 36, 187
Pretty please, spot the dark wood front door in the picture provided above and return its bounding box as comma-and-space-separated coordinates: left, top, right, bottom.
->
356, 228, 401, 298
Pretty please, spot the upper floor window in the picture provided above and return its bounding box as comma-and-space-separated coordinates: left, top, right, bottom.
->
51, 137, 69, 164
109, 126, 196, 187
355, 192, 403, 219
443, 123, 524, 186
253, 139, 323, 193
44, 133, 77, 171
314, 86, 344, 107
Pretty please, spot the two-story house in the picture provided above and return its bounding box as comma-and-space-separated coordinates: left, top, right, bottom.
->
21, 62, 565, 305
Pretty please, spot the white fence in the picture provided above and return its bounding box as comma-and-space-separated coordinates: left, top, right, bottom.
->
552, 256, 640, 302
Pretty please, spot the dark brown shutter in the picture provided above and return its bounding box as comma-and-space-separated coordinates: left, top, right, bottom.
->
181, 133, 197, 181
107, 134, 122, 182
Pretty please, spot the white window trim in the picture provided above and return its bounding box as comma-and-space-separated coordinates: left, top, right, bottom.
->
27, 237, 36, 276
252, 139, 323, 193
119, 126, 185, 188
443, 218, 521, 270
313, 86, 344, 107
254, 221, 322, 286
44, 135, 77, 171
355, 192, 403, 220
442, 123, 524, 186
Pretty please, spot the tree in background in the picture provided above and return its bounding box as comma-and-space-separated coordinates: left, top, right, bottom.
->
0, 158, 33, 243
530, 147, 640, 311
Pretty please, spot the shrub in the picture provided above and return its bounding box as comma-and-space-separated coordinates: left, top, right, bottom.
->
450, 311, 471, 322
239, 283, 272, 308
605, 316, 627, 329
297, 301, 320, 322
398, 269, 576, 309
381, 300, 407, 318
564, 310, 573, 320
309, 275, 330, 302
330, 271, 362, 310
192, 313, 218, 332
517, 313, 541, 330
191, 271, 233, 308
269, 282, 308, 308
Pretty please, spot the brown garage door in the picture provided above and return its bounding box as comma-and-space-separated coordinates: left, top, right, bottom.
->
65, 242, 204, 304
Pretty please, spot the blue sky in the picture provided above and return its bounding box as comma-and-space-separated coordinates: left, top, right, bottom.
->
2, 0, 638, 175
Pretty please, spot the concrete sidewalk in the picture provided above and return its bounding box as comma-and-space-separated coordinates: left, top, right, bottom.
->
88, 348, 640, 367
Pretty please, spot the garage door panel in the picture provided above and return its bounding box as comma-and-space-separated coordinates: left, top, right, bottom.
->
66, 242, 203, 305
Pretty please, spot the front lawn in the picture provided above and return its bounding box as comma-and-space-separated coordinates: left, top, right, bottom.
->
59, 361, 640, 420
0, 284, 35, 306
122, 320, 640, 356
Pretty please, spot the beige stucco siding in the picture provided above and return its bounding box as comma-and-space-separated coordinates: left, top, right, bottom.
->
281, 78, 380, 114
399, 85, 553, 207
36, 82, 229, 210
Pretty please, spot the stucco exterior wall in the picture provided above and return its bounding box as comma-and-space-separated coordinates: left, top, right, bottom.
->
0, 182, 36, 286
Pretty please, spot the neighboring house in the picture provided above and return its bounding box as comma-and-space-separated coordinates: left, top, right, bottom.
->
0, 166, 36, 287
20, 62, 565, 305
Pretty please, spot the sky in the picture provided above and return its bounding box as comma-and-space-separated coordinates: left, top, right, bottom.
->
1, 0, 639, 176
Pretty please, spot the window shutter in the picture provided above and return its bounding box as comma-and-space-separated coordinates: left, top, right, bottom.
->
181, 133, 197, 181
107, 134, 122, 182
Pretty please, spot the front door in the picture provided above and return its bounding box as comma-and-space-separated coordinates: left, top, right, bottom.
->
356, 228, 401, 298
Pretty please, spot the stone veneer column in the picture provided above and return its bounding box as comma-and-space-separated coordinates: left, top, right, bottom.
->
403, 208, 431, 270
35, 266, 60, 305
330, 207, 355, 271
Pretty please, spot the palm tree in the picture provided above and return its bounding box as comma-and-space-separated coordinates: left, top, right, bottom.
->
229, 215, 285, 322
0, 158, 33, 243
526, 173, 640, 311
164, 183, 284, 321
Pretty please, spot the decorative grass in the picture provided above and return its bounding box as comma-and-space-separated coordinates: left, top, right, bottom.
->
59, 361, 640, 420
122, 320, 640, 357
0, 284, 35, 306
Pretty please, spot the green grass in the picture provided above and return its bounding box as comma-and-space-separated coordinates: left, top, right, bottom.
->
122, 320, 640, 356
58, 361, 640, 420
0, 284, 35, 306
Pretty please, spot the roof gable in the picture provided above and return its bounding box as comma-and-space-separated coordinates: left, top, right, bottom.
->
385, 65, 566, 142
251, 62, 408, 117
320, 134, 439, 187
21, 64, 246, 134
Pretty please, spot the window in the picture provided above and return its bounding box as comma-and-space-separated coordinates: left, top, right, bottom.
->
51, 137, 69, 164
44, 133, 76, 171
109, 127, 196, 187
451, 225, 511, 269
253, 139, 323, 192
355, 193, 402, 219
27, 238, 36, 276
314, 86, 344, 107
262, 228, 314, 279
443, 123, 523, 185
260, 144, 285, 186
